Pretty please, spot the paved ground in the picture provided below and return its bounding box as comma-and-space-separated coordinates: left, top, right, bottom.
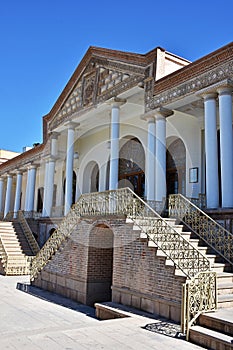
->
0, 275, 205, 349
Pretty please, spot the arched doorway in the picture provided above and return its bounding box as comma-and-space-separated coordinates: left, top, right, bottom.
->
86, 224, 114, 306
83, 161, 99, 193
166, 138, 186, 196
119, 137, 145, 198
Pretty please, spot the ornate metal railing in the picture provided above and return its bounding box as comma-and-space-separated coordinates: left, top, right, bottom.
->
23, 211, 42, 220
188, 193, 206, 209
3, 211, 14, 221
30, 202, 81, 280
17, 211, 40, 255
0, 238, 8, 271
169, 194, 233, 266
181, 271, 217, 339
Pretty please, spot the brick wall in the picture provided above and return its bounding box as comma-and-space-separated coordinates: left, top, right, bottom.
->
32, 216, 186, 322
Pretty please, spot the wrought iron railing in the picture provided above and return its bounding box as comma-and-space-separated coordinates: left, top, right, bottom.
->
17, 211, 40, 255
169, 194, 233, 267
188, 193, 206, 209
23, 211, 42, 220
0, 238, 8, 271
181, 271, 217, 339
30, 202, 81, 280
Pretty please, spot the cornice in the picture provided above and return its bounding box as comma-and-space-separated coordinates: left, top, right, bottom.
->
146, 42, 233, 110
0, 144, 45, 176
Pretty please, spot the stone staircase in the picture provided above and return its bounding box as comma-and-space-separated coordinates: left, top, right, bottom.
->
132, 217, 233, 307
131, 216, 233, 349
0, 221, 35, 275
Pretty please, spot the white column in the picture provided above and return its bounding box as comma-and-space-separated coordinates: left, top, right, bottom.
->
218, 86, 233, 208
42, 133, 58, 217
13, 172, 23, 218
43, 159, 55, 217
4, 174, 13, 217
24, 168, 31, 211
145, 116, 156, 201
64, 123, 77, 215
0, 177, 4, 213
109, 98, 126, 190
155, 115, 166, 201
42, 160, 49, 217
27, 166, 37, 212
204, 94, 219, 208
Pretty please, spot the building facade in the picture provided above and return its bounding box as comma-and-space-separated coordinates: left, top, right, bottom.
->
0, 43, 232, 242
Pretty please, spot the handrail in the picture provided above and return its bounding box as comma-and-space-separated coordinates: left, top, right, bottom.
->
0, 238, 8, 270
169, 194, 233, 266
30, 201, 81, 280
181, 271, 217, 339
17, 211, 40, 255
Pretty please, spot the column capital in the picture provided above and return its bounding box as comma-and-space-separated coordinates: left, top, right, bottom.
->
202, 92, 218, 101
44, 155, 57, 163
49, 131, 60, 140
141, 110, 156, 122
64, 121, 80, 130
27, 164, 37, 171
217, 86, 233, 96
107, 97, 127, 108
154, 107, 173, 119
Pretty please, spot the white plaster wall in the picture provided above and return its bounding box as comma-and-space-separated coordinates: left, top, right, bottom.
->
166, 112, 202, 198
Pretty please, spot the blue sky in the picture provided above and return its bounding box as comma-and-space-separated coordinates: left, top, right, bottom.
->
0, 0, 232, 152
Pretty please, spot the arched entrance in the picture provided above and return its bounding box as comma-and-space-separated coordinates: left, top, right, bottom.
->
86, 224, 114, 306
119, 137, 145, 198
166, 138, 186, 196
83, 161, 99, 193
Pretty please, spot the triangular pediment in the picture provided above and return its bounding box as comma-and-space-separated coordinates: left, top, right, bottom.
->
48, 50, 146, 131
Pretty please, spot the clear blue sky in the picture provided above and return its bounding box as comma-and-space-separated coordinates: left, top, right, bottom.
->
0, 0, 232, 152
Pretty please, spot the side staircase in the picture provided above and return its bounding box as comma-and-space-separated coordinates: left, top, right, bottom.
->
169, 194, 233, 349
0, 217, 39, 275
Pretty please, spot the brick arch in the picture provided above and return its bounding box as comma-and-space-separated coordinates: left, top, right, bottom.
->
86, 223, 114, 305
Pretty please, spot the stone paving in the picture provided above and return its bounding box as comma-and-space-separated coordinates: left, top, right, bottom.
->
0, 275, 205, 349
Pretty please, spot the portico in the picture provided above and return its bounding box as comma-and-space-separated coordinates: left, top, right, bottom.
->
0, 43, 232, 243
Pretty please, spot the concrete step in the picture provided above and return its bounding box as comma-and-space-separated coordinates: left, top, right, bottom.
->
199, 308, 233, 335
189, 325, 233, 350
217, 272, 233, 284
218, 294, 233, 308
211, 263, 227, 273
218, 282, 233, 295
